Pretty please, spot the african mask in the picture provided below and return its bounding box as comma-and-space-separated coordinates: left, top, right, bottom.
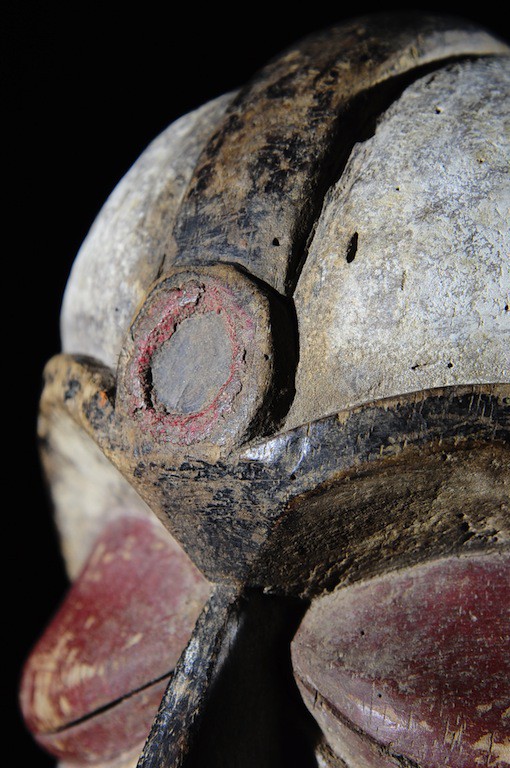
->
20, 13, 510, 768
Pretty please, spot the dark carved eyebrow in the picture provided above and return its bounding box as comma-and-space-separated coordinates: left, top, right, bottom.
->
164, 13, 506, 297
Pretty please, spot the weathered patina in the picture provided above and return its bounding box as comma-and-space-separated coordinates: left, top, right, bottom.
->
20, 12, 509, 768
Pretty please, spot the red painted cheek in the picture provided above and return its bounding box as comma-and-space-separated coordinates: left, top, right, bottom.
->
20, 515, 212, 765
292, 552, 510, 768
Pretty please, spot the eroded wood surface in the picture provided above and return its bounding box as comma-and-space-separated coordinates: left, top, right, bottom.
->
62, 94, 235, 371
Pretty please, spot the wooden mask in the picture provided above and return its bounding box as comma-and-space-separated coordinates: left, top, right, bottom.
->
20, 13, 510, 768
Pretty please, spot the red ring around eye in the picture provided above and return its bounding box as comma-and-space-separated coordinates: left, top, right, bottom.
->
120, 267, 272, 449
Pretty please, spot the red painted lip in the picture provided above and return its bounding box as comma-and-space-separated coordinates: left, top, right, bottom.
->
292, 551, 510, 768
19, 515, 212, 765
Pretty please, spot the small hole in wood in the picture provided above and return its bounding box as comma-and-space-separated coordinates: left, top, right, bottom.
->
346, 232, 358, 264
272, 237, 280, 246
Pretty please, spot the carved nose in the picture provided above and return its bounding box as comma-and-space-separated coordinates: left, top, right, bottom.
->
19, 515, 212, 765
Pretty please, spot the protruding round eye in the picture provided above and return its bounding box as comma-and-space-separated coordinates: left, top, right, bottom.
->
116, 264, 283, 453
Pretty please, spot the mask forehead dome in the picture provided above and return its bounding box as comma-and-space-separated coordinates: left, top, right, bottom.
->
288, 56, 510, 429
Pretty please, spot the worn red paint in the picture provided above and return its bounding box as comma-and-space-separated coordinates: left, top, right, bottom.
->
20, 515, 212, 764
292, 551, 510, 768
126, 275, 254, 445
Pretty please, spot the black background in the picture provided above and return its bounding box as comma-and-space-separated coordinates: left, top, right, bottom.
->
6, 3, 510, 766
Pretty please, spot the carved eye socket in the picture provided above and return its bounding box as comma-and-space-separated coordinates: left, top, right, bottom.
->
116, 266, 280, 453
125, 275, 248, 445
291, 552, 510, 768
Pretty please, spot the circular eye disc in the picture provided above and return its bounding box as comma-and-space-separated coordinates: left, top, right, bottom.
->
151, 311, 233, 415
118, 264, 274, 452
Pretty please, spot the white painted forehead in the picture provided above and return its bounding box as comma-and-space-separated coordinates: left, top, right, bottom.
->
61, 93, 234, 371
288, 56, 510, 427
61, 57, 509, 427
